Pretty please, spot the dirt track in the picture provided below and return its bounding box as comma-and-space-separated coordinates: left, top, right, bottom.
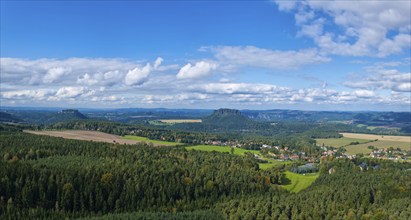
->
24, 130, 143, 145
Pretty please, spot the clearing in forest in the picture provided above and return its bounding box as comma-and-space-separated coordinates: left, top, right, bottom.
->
186, 145, 259, 156
259, 160, 294, 170
281, 171, 319, 193
159, 119, 202, 123
123, 135, 180, 146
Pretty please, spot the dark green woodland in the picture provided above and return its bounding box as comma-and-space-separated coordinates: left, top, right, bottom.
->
1, 128, 410, 219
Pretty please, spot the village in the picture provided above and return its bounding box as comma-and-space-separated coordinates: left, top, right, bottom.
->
204, 139, 411, 163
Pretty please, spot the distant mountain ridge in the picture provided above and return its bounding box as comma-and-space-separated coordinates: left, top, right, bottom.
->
1, 107, 409, 134
0, 112, 23, 123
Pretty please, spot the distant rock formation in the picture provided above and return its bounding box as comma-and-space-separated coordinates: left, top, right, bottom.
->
46, 109, 87, 124
202, 108, 256, 129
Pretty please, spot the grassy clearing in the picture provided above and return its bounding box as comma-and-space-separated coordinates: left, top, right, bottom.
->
357, 124, 378, 130
148, 121, 169, 126
186, 145, 259, 156
316, 137, 370, 147
259, 163, 275, 170
344, 145, 373, 155
123, 135, 180, 146
259, 160, 294, 170
329, 120, 351, 124
159, 119, 202, 123
282, 171, 319, 193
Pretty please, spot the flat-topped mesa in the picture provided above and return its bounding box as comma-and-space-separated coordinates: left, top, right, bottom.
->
202, 108, 256, 130
57, 109, 87, 119
59, 109, 81, 114
46, 109, 87, 124
212, 108, 242, 116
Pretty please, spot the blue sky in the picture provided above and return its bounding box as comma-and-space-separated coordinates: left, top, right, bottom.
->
1, 0, 410, 111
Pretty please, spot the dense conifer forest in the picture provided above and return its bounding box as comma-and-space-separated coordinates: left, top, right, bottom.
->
1, 128, 410, 219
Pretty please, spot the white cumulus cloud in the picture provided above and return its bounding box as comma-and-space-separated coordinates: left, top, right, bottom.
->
176, 61, 218, 80
55, 87, 92, 99
124, 64, 152, 86
191, 82, 290, 95
1, 89, 54, 100
43, 67, 71, 83
343, 62, 411, 92
354, 90, 375, 98
275, 0, 411, 57
124, 57, 163, 86
154, 57, 164, 69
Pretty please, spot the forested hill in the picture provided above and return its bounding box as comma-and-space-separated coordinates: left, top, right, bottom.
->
169, 108, 271, 133
202, 108, 255, 127
44, 109, 88, 124
0, 109, 89, 125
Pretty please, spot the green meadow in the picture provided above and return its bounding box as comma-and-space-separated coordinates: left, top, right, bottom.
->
185, 145, 260, 156
259, 159, 294, 170
123, 135, 180, 146
281, 171, 319, 193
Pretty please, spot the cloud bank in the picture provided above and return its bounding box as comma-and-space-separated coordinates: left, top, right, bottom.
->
275, 0, 411, 57
1, 55, 410, 110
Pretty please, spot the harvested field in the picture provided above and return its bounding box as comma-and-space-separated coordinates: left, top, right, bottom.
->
317, 132, 411, 155
316, 137, 370, 147
345, 140, 411, 155
24, 130, 150, 145
341, 133, 411, 142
